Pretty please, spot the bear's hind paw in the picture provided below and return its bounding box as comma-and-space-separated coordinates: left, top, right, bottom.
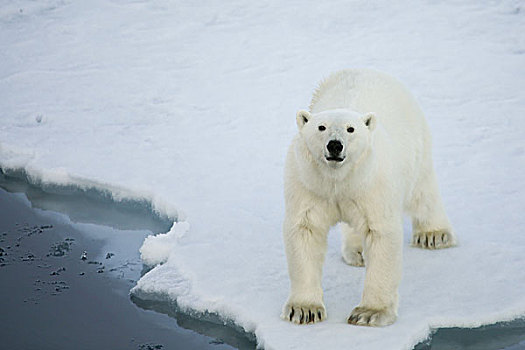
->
281, 303, 326, 325
342, 250, 365, 267
347, 306, 396, 327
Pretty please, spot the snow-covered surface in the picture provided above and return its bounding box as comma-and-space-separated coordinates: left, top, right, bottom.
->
1, 1, 524, 349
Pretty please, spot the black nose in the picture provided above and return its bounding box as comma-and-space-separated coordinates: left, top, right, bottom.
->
327, 140, 343, 154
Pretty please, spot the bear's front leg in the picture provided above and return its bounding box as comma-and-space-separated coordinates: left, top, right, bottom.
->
281, 215, 329, 325
348, 219, 403, 327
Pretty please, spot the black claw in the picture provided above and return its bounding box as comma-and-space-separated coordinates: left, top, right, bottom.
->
311, 312, 316, 323
308, 310, 313, 323
289, 308, 294, 321
299, 309, 304, 324
318, 311, 322, 320
416, 237, 420, 245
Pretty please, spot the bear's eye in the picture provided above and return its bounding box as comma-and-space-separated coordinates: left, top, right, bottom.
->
318, 125, 326, 131
347, 127, 355, 133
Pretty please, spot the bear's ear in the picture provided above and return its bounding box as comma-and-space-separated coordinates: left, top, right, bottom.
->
296, 110, 311, 130
363, 112, 376, 131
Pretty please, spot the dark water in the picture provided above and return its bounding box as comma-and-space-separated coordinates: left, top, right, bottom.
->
0, 173, 256, 350
1, 169, 525, 350
415, 320, 525, 350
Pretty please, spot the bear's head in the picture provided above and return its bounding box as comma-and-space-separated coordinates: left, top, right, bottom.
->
296, 108, 376, 172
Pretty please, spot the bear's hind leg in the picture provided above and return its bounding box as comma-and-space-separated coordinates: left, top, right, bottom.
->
409, 170, 457, 249
341, 223, 365, 267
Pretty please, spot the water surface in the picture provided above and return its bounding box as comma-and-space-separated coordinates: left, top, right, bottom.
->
0, 172, 256, 349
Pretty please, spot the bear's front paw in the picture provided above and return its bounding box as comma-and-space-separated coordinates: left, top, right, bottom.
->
347, 306, 396, 327
412, 230, 456, 249
281, 302, 327, 325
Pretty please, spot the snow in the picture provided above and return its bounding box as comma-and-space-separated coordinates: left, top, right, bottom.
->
1, 1, 524, 349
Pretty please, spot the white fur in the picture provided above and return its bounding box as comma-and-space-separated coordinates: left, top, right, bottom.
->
281, 69, 456, 327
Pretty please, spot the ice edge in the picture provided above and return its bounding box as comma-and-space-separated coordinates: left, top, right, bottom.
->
0, 158, 260, 347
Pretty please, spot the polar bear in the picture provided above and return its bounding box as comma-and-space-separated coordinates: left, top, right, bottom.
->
281, 69, 456, 327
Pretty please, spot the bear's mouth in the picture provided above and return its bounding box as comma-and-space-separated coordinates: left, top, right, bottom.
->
325, 156, 345, 163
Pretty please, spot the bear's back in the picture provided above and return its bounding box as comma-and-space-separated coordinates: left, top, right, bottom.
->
310, 69, 428, 140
